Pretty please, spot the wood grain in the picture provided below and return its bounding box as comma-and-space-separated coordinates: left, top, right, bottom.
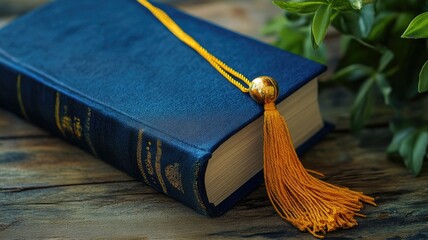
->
0, 109, 48, 138
1, 113, 427, 239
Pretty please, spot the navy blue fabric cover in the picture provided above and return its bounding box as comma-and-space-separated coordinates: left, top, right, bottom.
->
0, 0, 327, 216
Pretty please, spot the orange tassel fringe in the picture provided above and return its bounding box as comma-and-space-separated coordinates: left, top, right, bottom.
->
263, 102, 376, 238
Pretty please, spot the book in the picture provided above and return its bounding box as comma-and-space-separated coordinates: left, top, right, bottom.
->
0, 0, 330, 217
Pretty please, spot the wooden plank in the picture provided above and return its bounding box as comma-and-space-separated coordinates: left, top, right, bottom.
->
0, 137, 133, 190
1, 123, 427, 239
0, 109, 48, 138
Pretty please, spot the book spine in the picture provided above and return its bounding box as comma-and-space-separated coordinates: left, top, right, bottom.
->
0, 61, 214, 216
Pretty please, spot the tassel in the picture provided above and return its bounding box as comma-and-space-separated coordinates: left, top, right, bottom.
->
135, 1, 375, 236
250, 76, 376, 238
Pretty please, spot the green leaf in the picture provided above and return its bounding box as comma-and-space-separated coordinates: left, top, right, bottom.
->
330, 0, 359, 11
368, 13, 398, 42
348, 0, 362, 10
303, 31, 327, 63
402, 12, 428, 39
284, 12, 312, 27
393, 13, 416, 36
411, 131, 428, 176
418, 60, 428, 93
310, 28, 318, 49
387, 127, 415, 154
311, 4, 332, 47
350, 77, 375, 132
267, 18, 310, 57
353, 4, 375, 38
375, 74, 392, 105
332, 64, 374, 82
397, 129, 428, 176
378, 50, 394, 72
261, 16, 287, 36
273, 0, 327, 13
332, 3, 375, 39
399, 133, 416, 167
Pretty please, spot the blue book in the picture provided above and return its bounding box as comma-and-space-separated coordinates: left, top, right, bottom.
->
0, 0, 330, 216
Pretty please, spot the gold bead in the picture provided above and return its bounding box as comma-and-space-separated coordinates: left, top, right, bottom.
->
249, 76, 279, 104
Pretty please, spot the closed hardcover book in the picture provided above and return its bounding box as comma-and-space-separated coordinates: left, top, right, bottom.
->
0, 0, 331, 216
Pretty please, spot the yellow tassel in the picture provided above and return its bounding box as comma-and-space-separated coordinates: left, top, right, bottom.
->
248, 76, 376, 238
133, 1, 377, 235
263, 101, 376, 238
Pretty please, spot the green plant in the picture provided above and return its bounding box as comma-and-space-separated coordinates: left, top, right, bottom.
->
266, 0, 428, 175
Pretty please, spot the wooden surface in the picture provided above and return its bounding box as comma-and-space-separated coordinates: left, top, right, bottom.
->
1, 1, 428, 239
1, 106, 428, 239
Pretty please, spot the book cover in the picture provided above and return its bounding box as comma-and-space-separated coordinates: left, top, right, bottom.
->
0, 0, 328, 216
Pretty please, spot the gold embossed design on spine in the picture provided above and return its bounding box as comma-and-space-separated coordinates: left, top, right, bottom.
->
137, 129, 149, 184
155, 140, 168, 194
16, 74, 29, 121
145, 141, 154, 176
84, 108, 98, 157
165, 163, 184, 193
73, 117, 83, 140
55, 92, 65, 137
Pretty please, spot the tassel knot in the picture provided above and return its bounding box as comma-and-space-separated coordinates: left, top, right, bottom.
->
264, 102, 277, 111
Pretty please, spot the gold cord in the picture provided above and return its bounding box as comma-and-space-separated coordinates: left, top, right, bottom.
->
137, 0, 251, 93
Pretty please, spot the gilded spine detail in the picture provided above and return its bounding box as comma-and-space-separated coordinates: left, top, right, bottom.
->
55, 92, 65, 136
145, 141, 154, 175
137, 129, 149, 184
16, 74, 29, 121
60, 106, 86, 140
155, 140, 168, 194
165, 163, 184, 193
84, 108, 98, 157
73, 117, 82, 139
